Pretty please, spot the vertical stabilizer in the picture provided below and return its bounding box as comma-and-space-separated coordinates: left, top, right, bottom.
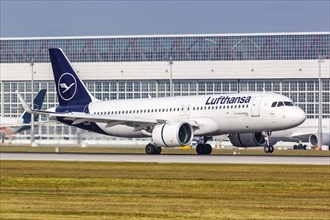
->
21, 89, 47, 124
49, 48, 96, 107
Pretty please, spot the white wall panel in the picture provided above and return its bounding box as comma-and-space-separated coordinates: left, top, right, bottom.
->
1, 60, 329, 81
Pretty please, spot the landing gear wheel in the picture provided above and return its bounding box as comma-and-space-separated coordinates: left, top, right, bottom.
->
155, 146, 162, 154
196, 144, 205, 155
196, 144, 212, 155
145, 143, 162, 155
264, 145, 274, 153
204, 144, 212, 155
264, 146, 270, 153
145, 143, 156, 154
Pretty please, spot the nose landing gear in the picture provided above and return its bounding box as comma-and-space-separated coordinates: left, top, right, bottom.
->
264, 145, 274, 153
263, 131, 274, 153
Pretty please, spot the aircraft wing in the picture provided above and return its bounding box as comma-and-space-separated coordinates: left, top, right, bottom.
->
17, 91, 166, 128
49, 111, 166, 128
288, 132, 311, 142
288, 131, 329, 143
272, 131, 311, 143
17, 91, 201, 131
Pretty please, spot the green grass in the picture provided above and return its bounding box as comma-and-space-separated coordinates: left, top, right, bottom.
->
1, 161, 329, 219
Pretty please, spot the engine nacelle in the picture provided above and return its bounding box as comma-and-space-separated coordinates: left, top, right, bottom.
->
309, 134, 330, 146
152, 122, 193, 147
229, 132, 266, 147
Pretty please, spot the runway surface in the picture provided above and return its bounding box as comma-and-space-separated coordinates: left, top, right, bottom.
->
1, 152, 329, 165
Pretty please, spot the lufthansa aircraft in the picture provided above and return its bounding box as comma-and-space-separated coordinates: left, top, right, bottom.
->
18, 48, 306, 154
1, 89, 46, 141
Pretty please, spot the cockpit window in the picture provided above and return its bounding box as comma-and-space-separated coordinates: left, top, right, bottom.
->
284, 101, 294, 106
272, 101, 294, 107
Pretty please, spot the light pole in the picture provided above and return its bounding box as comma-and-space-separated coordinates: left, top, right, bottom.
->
30, 59, 35, 145
317, 55, 326, 150
168, 56, 173, 96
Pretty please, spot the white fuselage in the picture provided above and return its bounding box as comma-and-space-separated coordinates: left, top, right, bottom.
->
0, 117, 25, 136
84, 92, 306, 138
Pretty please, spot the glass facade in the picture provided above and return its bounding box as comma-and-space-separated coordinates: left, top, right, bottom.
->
1, 79, 329, 141
1, 32, 329, 143
3, 79, 328, 118
1, 33, 329, 63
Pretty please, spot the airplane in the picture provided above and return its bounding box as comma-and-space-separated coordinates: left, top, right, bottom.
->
270, 118, 330, 150
17, 48, 306, 155
0, 89, 47, 142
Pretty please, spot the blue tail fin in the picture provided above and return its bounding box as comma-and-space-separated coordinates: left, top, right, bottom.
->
21, 89, 47, 124
49, 48, 95, 107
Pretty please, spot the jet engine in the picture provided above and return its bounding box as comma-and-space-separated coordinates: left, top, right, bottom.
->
152, 122, 193, 147
309, 133, 330, 147
228, 132, 266, 147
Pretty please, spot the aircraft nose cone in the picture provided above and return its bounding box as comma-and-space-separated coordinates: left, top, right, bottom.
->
292, 107, 306, 126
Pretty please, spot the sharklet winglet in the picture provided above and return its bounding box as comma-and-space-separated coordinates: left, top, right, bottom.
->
16, 91, 34, 114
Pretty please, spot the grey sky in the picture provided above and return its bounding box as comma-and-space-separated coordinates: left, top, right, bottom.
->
1, 0, 329, 37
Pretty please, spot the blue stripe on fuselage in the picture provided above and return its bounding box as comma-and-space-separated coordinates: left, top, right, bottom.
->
55, 104, 107, 135
58, 119, 107, 135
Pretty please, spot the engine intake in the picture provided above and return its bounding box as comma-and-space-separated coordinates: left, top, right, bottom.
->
309, 134, 330, 146
229, 132, 266, 147
152, 122, 193, 147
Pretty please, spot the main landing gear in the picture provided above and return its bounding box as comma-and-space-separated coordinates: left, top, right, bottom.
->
145, 137, 214, 155
293, 143, 307, 150
263, 131, 274, 153
196, 136, 213, 155
145, 143, 162, 155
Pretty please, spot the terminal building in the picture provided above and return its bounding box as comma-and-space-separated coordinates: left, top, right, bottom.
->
0, 32, 329, 144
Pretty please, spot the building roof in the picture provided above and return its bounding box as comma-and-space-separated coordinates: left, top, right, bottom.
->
1, 32, 329, 40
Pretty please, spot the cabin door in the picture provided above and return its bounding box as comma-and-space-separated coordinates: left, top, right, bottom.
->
251, 96, 262, 117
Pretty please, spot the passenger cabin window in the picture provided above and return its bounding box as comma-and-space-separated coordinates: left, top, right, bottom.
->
271, 102, 277, 107
277, 102, 284, 107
